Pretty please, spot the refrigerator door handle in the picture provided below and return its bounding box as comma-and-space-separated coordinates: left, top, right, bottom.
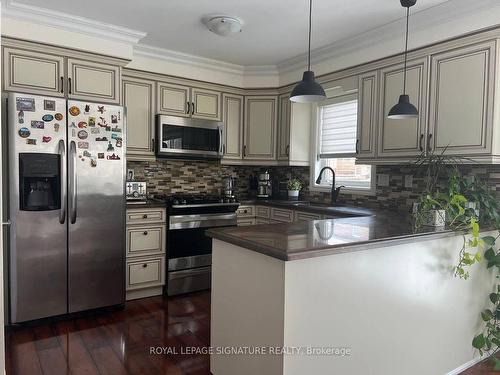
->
58, 139, 67, 224
69, 140, 77, 224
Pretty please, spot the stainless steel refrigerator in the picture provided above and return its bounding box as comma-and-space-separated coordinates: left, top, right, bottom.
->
7, 92, 125, 323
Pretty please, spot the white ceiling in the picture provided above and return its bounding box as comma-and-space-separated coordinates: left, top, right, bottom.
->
10, 0, 451, 66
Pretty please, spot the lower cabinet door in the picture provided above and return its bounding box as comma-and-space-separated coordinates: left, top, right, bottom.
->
294, 211, 323, 222
126, 256, 165, 291
237, 218, 256, 226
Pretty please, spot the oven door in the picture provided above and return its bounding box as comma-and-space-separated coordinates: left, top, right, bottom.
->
156, 115, 223, 159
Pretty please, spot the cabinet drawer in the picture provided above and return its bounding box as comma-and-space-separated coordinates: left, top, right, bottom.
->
270, 208, 294, 223
255, 206, 270, 219
126, 208, 166, 224
237, 205, 254, 217
237, 218, 256, 226
255, 218, 270, 225
127, 226, 165, 257
294, 211, 323, 222
126, 257, 165, 290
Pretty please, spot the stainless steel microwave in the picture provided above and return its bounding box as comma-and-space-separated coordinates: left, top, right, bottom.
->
156, 115, 223, 159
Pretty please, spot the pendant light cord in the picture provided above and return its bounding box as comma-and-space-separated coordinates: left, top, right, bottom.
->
308, 0, 312, 71
403, 6, 410, 94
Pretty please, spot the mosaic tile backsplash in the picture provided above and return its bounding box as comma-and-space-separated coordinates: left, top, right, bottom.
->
127, 160, 500, 212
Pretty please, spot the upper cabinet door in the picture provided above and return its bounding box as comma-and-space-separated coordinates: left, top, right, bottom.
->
123, 77, 155, 160
357, 71, 378, 158
192, 88, 222, 121
3, 47, 65, 97
277, 94, 291, 161
428, 41, 495, 156
244, 96, 277, 160
157, 82, 190, 117
378, 58, 428, 158
222, 93, 243, 160
67, 58, 120, 103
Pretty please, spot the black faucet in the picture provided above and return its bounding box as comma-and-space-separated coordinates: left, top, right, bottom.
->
315, 167, 344, 205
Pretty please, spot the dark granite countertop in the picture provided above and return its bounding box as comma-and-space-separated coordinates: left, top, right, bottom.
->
126, 199, 167, 209
207, 209, 464, 261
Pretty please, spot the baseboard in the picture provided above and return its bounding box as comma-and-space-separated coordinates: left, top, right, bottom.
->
446, 357, 483, 375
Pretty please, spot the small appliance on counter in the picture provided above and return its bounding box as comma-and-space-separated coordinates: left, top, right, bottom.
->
223, 176, 236, 199
126, 181, 147, 203
257, 171, 272, 198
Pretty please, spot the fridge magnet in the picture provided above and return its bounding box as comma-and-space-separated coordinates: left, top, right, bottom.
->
98, 117, 107, 127
55, 113, 64, 121
71, 129, 76, 137
111, 126, 122, 133
96, 137, 108, 141
42, 136, 52, 143
90, 158, 97, 168
18, 127, 30, 138
26, 139, 37, 145
106, 153, 120, 160
83, 150, 91, 158
70, 122, 77, 128
78, 141, 89, 149
44, 100, 56, 111
78, 130, 88, 140
54, 123, 60, 132
98, 153, 105, 159
69, 106, 80, 116
84, 104, 91, 114
105, 126, 111, 132
107, 142, 114, 152
18, 111, 24, 124
111, 133, 120, 140
42, 114, 54, 122
97, 106, 105, 114
31, 120, 45, 129
90, 128, 100, 134
118, 111, 121, 121
88, 117, 96, 127
111, 115, 118, 124
78, 121, 88, 128
16, 97, 35, 111
116, 139, 123, 148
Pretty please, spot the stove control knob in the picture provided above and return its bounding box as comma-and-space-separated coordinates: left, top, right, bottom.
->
173, 199, 179, 205
181, 199, 187, 205
219, 198, 224, 203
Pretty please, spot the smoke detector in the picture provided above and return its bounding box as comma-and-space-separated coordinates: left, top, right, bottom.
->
204, 16, 243, 37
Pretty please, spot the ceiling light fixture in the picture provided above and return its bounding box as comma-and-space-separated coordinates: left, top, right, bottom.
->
205, 16, 243, 37
290, 0, 326, 103
388, 0, 419, 120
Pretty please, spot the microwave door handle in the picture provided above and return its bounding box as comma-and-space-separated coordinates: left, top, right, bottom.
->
69, 140, 77, 224
219, 127, 223, 154
58, 139, 66, 224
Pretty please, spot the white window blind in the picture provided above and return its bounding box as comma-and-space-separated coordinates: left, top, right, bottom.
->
319, 98, 358, 158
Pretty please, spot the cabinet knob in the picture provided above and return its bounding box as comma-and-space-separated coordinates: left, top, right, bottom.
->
142, 264, 148, 268
143, 214, 148, 219
143, 231, 148, 235
244, 210, 248, 213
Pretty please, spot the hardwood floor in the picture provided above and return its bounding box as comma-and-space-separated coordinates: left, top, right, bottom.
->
4, 290, 497, 374
5, 291, 212, 375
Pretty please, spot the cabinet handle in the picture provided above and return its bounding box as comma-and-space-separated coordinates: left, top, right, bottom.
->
243, 145, 247, 157
142, 264, 148, 268
143, 231, 148, 235
419, 134, 424, 152
191, 102, 195, 115
427, 133, 433, 152
143, 214, 148, 219
186, 102, 190, 114
151, 139, 155, 152
60, 77, 64, 93
68, 77, 72, 94
355, 139, 360, 155
286, 145, 290, 156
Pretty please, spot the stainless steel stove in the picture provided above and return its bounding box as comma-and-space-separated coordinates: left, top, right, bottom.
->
158, 194, 239, 296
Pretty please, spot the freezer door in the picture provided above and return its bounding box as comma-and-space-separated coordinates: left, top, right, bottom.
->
67, 101, 125, 312
8, 93, 68, 323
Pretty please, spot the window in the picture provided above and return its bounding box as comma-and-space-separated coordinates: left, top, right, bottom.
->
311, 94, 374, 193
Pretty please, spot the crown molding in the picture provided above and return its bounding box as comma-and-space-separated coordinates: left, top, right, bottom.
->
277, 0, 500, 74
1, 0, 147, 45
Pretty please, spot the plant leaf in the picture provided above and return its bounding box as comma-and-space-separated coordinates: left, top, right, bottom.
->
472, 334, 486, 349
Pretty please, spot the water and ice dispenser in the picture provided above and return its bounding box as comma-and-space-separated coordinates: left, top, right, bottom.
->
19, 153, 61, 211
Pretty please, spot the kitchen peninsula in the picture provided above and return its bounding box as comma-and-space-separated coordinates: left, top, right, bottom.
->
207, 212, 496, 375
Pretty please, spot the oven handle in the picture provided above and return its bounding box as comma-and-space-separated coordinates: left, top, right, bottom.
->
169, 213, 237, 229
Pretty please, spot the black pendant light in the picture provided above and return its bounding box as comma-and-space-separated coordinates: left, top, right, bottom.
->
388, 0, 419, 119
290, 0, 326, 103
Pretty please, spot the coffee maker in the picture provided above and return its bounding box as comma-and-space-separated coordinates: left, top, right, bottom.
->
257, 171, 272, 198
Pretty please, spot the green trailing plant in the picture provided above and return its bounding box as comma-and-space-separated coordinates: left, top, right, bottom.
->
287, 179, 303, 191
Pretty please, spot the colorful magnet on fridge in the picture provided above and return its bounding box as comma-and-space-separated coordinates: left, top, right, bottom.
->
90, 159, 97, 168
107, 141, 114, 152
42, 114, 54, 122
96, 137, 108, 141
111, 126, 121, 133
69, 106, 80, 116
18, 127, 30, 138
54, 123, 60, 132
88, 117, 96, 127
83, 150, 91, 158
105, 126, 111, 132
90, 128, 100, 134
78, 130, 88, 140
97, 106, 105, 114
111, 133, 119, 140
111, 115, 118, 124
106, 153, 120, 160
70, 122, 77, 128
118, 111, 121, 121
26, 138, 37, 145
31, 120, 45, 129
98, 117, 107, 127
55, 113, 64, 121
18, 110, 24, 124
84, 104, 91, 114
78, 122, 88, 128
116, 139, 122, 148
78, 141, 89, 149
42, 136, 52, 143
16, 97, 35, 111
44, 100, 56, 111
98, 153, 105, 159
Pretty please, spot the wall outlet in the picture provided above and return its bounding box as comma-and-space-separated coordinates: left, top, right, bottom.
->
377, 174, 390, 187
405, 175, 413, 189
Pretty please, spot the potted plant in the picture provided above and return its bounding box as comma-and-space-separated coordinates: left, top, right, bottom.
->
287, 179, 302, 199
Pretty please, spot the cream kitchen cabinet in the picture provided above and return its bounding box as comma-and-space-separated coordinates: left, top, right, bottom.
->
243, 96, 278, 161
428, 41, 495, 156
377, 58, 429, 158
222, 93, 244, 160
277, 94, 311, 166
123, 75, 156, 160
356, 71, 378, 159
157, 82, 222, 121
